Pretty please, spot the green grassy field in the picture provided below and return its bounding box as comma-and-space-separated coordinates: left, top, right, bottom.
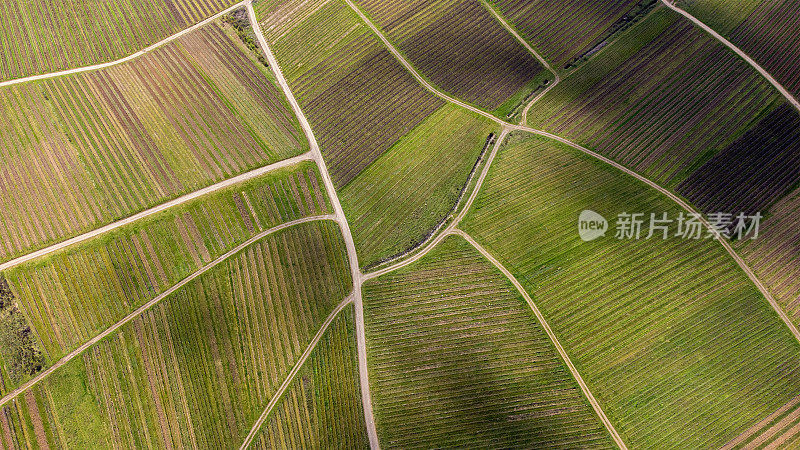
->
0, 21, 305, 264
0, 0, 240, 81
0, 220, 351, 448
363, 234, 614, 448
251, 306, 369, 449
460, 132, 800, 448
340, 104, 498, 268
0, 162, 330, 394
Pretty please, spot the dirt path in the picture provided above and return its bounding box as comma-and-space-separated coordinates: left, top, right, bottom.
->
0, 1, 249, 88
344, 0, 800, 347
660, 0, 800, 113
479, 0, 561, 124
239, 295, 354, 449
0, 152, 312, 272
1, 153, 312, 271
0, 215, 335, 409
452, 229, 628, 449
246, 4, 380, 448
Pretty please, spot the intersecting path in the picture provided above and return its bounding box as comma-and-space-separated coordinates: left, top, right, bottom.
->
344, 0, 800, 346
0, 214, 335, 409
247, 3, 380, 448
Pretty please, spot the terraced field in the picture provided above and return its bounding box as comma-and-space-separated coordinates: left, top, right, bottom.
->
680, 0, 800, 99
0, 0, 240, 81
0, 163, 329, 394
460, 133, 800, 448
487, 0, 643, 69
256, 0, 444, 187
526, 8, 782, 187
353, 0, 546, 110
363, 234, 614, 448
251, 307, 369, 449
0, 21, 305, 263
0, 220, 351, 448
341, 104, 498, 268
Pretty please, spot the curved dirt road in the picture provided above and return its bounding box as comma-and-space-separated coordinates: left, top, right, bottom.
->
661, 0, 800, 113
0, 0, 248, 88
247, 4, 380, 448
343, 0, 800, 346
0, 152, 312, 272
0, 215, 335, 409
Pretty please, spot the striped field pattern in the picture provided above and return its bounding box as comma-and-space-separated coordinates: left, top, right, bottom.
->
460, 133, 800, 448
363, 234, 614, 448
0, 220, 351, 448
0, 22, 305, 263
0, 0, 240, 81
251, 306, 369, 449
1, 163, 329, 394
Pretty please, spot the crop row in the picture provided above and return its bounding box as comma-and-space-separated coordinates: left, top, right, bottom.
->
0, 163, 330, 393
736, 185, 800, 326
341, 104, 497, 268
526, 9, 781, 188
252, 306, 369, 449
720, 392, 800, 449
725, 0, 800, 99
261, 0, 444, 187
363, 234, 614, 448
355, 0, 544, 110
0, 22, 304, 263
460, 133, 800, 447
0, 220, 351, 448
678, 104, 800, 216
488, 0, 638, 68
0, 0, 238, 81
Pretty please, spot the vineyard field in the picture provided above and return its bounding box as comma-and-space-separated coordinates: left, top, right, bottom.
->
736, 186, 800, 327
677, 104, 800, 216
0, 0, 240, 81
258, 0, 444, 187
362, 234, 614, 448
0, 220, 351, 448
1, 162, 330, 393
720, 393, 800, 449
525, 8, 782, 187
341, 104, 498, 268
354, 0, 546, 110
0, 21, 305, 264
251, 306, 369, 449
487, 0, 640, 69
680, 0, 800, 99
460, 133, 800, 448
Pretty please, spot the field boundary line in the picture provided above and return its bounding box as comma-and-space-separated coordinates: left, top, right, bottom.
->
345, 0, 800, 344
0, 152, 313, 272
0, 0, 249, 88
479, 0, 561, 124
246, 3, 380, 447
362, 128, 510, 281
239, 296, 354, 449
0, 215, 336, 409
451, 228, 628, 450
661, 0, 800, 113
